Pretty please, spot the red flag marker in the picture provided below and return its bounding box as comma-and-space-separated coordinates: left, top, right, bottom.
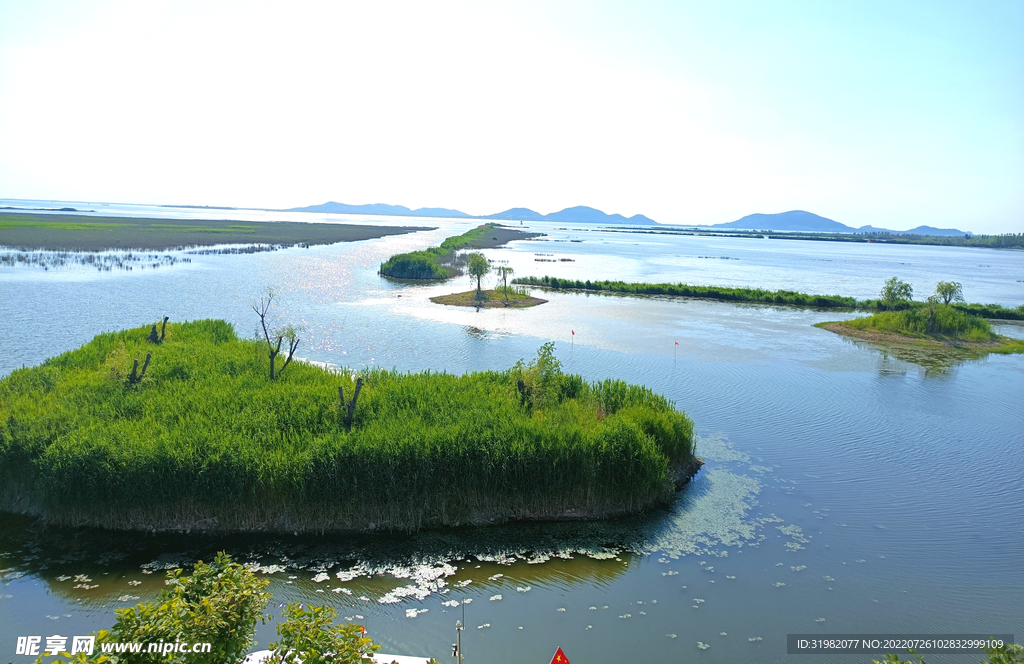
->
571, 330, 575, 335
675, 341, 679, 345
549, 646, 571, 664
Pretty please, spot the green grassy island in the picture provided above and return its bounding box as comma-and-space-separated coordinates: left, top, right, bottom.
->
0, 321, 700, 533
430, 288, 547, 308
817, 305, 1024, 359
379, 223, 542, 280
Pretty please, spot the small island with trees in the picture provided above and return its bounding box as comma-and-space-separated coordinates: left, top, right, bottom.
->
378, 222, 541, 280
380, 222, 549, 308
817, 278, 1024, 359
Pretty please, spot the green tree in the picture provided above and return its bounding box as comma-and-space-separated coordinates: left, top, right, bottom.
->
934, 281, 964, 305
881, 277, 913, 310
513, 342, 563, 409
266, 603, 378, 664
496, 265, 515, 301
467, 252, 490, 297
37, 552, 271, 663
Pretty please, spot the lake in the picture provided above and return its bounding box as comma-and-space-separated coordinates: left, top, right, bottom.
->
1, 200, 1021, 663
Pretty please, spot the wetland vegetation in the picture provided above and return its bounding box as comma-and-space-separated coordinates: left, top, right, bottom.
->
513, 276, 1024, 319
0, 212, 429, 252
378, 223, 542, 280
0, 322, 698, 534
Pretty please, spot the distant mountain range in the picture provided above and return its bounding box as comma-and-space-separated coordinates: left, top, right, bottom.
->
712, 210, 969, 236
286, 203, 969, 236
287, 202, 655, 225
287, 201, 473, 218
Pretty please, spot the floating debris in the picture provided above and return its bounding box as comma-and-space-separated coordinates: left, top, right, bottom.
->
557, 607, 566, 612
791, 566, 807, 572
726, 575, 736, 579
589, 607, 597, 611
749, 636, 763, 642
488, 573, 504, 581
667, 634, 677, 639
774, 582, 786, 587
815, 618, 826, 623
56, 575, 72, 581
117, 595, 140, 602
619, 614, 632, 619
697, 642, 710, 650
333, 587, 353, 595
662, 571, 679, 576
127, 580, 142, 586
477, 623, 490, 629
442, 601, 460, 608
516, 586, 531, 593
489, 595, 502, 601
404, 608, 427, 618
312, 572, 330, 583
720, 632, 727, 636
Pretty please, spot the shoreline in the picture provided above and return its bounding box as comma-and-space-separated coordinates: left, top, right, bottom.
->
0, 212, 432, 252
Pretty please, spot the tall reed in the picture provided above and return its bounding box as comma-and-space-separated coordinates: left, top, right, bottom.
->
0, 320, 697, 532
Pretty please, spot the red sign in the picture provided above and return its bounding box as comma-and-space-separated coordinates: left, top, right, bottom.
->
549, 646, 571, 664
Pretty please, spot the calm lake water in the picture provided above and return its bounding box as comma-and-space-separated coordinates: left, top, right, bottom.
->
1, 200, 1022, 663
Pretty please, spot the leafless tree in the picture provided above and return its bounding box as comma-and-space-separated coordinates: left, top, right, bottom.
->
253, 289, 300, 379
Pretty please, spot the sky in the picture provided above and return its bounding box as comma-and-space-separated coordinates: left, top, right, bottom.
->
0, 0, 1021, 233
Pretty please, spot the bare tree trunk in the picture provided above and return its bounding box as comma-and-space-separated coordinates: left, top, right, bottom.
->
344, 378, 363, 430
160, 316, 169, 341
127, 353, 152, 385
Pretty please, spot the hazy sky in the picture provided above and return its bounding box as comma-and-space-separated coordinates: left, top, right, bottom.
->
1, 0, 1021, 232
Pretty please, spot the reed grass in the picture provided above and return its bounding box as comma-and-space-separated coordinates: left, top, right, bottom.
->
513, 276, 858, 307
0, 321, 696, 533
840, 305, 995, 342
513, 276, 1024, 320
379, 223, 502, 280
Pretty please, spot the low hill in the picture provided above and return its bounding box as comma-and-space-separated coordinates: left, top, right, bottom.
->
288, 202, 659, 224
713, 210, 970, 236
714, 210, 852, 232
485, 207, 549, 221
288, 201, 471, 218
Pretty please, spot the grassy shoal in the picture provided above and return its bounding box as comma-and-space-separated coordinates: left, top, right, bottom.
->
430, 288, 548, 308
379, 223, 543, 280
512, 276, 1024, 320
0, 212, 432, 251
816, 306, 1024, 360
0, 321, 699, 533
